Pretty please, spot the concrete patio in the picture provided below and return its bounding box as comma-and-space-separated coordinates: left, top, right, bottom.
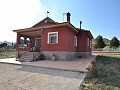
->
0, 55, 96, 72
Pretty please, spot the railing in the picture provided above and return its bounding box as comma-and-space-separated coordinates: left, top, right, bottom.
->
18, 51, 29, 58
31, 47, 41, 61
30, 47, 41, 52
17, 43, 31, 51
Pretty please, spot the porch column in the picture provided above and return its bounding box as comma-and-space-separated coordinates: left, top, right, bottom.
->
16, 33, 21, 50
24, 37, 27, 44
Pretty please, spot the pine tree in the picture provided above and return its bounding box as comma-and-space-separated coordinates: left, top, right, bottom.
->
94, 35, 106, 51
110, 37, 119, 50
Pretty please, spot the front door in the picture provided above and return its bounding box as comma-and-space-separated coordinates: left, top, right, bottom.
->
35, 38, 41, 51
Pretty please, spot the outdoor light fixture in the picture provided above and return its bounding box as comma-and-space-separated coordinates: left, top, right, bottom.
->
40, 28, 43, 32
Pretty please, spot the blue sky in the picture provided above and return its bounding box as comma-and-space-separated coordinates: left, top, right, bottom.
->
0, 0, 120, 42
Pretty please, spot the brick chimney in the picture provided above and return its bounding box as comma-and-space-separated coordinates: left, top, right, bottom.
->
67, 12, 71, 22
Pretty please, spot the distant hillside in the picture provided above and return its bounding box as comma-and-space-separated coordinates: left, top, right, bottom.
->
92, 38, 110, 45
103, 38, 110, 45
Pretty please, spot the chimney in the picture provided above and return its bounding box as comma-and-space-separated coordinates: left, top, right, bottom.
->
80, 21, 82, 30
67, 12, 71, 22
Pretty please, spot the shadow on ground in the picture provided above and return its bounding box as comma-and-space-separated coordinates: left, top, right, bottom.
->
17, 65, 86, 79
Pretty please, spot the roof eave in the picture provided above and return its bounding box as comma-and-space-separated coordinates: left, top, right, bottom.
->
13, 22, 79, 33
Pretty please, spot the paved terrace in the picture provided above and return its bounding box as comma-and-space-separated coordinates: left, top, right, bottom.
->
0, 56, 96, 72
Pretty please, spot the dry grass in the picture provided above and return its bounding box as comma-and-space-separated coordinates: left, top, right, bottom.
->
0, 51, 16, 59
82, 55, 120, 90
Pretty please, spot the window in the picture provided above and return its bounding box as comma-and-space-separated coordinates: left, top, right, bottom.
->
90, 40, 92, 48
48, 32, 58, 44
87, 38, 89, 46
74, 36, 77, 47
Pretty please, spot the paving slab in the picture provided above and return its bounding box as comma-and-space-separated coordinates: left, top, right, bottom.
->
0, 55, 96, 72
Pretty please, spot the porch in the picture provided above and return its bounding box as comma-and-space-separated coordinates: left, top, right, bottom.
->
15, 28, 44, 61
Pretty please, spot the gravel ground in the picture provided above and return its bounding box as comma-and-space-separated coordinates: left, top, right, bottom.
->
0, 63, 86, 90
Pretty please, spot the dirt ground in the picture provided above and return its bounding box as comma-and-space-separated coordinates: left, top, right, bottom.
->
0, 63, 86, 90
92, 52, 120, 58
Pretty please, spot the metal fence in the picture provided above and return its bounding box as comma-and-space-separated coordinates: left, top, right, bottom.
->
102, 46, 120, 51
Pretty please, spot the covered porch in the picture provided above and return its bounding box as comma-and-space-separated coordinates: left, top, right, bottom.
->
13, 28, 44, 61
15, 28, 44, 52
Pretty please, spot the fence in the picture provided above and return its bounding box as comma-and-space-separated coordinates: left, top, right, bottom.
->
102, 46, 120, 51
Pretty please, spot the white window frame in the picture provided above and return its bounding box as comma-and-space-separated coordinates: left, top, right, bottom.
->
74, 36, 77, 47
87, 38, 89, 46
48, 32, 58, 44
90, 40, 92, 48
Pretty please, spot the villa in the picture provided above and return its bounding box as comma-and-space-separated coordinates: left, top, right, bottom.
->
13, 12, 93, 61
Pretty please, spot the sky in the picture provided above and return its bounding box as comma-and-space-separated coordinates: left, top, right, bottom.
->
0, 0, 120, 42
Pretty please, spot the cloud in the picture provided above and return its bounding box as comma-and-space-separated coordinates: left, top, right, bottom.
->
0, 0, 41, 42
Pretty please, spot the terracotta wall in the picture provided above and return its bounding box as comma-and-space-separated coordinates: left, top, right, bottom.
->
41, 26, 67, 51
66, 27, 77, 52
16, 27, 92, 53
77, 31, 92, 52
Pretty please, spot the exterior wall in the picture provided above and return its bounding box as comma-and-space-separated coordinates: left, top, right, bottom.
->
41, 26, 67, 51
41, 26, 78, 52
66, 27, 77, 52
43, 51, 91, 60
76, 52, 92, 58
77, 31, 92, 52
43, 51, 77, 60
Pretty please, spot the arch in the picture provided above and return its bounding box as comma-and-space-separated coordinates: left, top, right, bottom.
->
20, 37, 24, 44
20, 37, 24, 40
26, 38, 30, 41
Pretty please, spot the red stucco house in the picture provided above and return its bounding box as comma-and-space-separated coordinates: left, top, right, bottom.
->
13, 12, 93, 61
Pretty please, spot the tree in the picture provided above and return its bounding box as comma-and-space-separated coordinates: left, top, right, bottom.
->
0, 43, 7, 48
110, 37, 119, 50
94, 35, 106, 51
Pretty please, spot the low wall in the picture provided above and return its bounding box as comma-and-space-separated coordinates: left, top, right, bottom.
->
76, 52, 92, 58
16, 51, 28, 58
42, 51, 92, 60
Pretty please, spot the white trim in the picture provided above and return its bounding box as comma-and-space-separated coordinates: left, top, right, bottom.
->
87, 38, 89, 46
74, 36, 77, 47
48, 32, 58, 44
90, 40, 92, 48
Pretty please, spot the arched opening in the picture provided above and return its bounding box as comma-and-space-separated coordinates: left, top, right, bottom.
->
26, 38, 30, 43
20, 37, 24, 44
